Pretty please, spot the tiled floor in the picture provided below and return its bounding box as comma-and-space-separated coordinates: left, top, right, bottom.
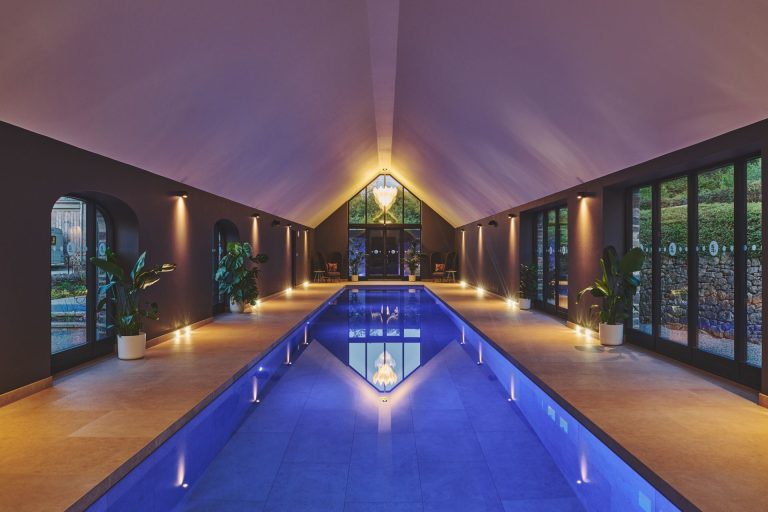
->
180, 339, 583, 512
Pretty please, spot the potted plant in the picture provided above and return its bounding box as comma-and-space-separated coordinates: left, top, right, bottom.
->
577, 245, 645, 346
349, 248, 364, 282
519, 263, 537, 310
215, 242, 268, 313
402, 245, 422, 282
90, 249, 176, 360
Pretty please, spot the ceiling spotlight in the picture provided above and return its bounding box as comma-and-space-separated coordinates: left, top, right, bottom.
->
508, 213, 517, 219
488, 220, 498, 227
271, 220, 281, 227
173, 191, 189, 199
252, 213, 260, 219
576, 191, 594, 199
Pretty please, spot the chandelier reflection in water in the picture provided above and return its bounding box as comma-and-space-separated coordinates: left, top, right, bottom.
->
372, 350, 398, 388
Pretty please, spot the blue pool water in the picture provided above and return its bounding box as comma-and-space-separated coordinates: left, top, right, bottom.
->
89, 287, 682, 512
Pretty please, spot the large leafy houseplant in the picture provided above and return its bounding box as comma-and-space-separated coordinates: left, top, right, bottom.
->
90, 249, 176, 336
215, 242, 268, 309
577, 245, 645, 325
349, 248, 365, 281
401, 245, 422, 280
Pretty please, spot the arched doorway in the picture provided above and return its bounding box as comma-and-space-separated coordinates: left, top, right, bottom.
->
213, 220, 240, 314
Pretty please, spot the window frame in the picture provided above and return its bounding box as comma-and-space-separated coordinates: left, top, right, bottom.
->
624, 154, 762, 388
346, 175, 423, 280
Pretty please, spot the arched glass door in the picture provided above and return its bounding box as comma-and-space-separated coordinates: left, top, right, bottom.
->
51, 196, 113, 372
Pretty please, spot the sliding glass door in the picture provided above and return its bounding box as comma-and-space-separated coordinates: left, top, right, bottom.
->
628, 156, 762, 387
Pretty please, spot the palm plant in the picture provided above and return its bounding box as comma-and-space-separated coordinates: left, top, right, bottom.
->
215, 242, 268, 306
577, 246, 645, 325
90, 249, 176, 336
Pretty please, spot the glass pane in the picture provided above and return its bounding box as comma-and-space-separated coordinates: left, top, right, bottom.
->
349, 189, 366, 224
51, 196, 88, 354
660, 177, 688, 345
546, 210, 556, 306
536, 212, 544, 301
404, 229, 421, 277
404, 188, 421, 224
696, 166, 735, 359
348, 229, 366, 277
96, 209, 110, 341
631, 186, 653, 334
747, 157, 762, 367
367, 176, 386, 225
557, 207, 568, 310
384, 176, 404, 224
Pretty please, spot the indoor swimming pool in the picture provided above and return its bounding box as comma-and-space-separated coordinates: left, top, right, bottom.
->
89, 287, 682, 512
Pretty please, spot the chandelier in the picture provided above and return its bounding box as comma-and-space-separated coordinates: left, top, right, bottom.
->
372, 350, 398, 388
372, 185, 398, 211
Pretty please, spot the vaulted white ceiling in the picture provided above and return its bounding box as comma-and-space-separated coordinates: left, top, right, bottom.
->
2, 0, 768, 227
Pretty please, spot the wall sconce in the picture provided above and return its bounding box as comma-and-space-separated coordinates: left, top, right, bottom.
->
476, 223, 482, 228
576, 191, 594, 199
252, 213, 260, 219
287, 223, 293, 228
304, 228, 309, 232
173, 191, 189, 199
460, 228, 465, 232
271, 220, 281, 227
508, 213, 517, 219
488, 220, 498, 227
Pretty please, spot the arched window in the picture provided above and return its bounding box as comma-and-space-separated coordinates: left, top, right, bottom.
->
50, 196, 113, 372
213, 220, 240, 314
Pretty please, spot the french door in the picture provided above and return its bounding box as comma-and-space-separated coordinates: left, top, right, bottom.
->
367, 229, 402, 278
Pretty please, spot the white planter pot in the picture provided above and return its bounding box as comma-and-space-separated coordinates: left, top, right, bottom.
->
519, 298, 531, 310
599, 323, 624, 346
117, 332, 146, 360
351, 275, 359, 282
229, 299, 245, 313
408, 275, 417, 282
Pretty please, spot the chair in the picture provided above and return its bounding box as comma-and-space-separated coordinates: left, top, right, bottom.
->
431, 252, 446, 282
326, 252, 343, 282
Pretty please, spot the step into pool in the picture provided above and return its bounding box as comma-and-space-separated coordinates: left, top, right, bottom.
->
88, 287, 684, 512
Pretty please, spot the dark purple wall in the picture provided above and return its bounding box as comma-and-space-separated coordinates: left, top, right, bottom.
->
0, 122, 311, 395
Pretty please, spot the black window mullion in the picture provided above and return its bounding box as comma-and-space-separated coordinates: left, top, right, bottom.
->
652, 183, 661, 346
689, 173, 698, 356
734, 159, 748, 365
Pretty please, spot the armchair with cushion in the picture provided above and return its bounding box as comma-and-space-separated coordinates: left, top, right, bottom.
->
431, 252, 446, 282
